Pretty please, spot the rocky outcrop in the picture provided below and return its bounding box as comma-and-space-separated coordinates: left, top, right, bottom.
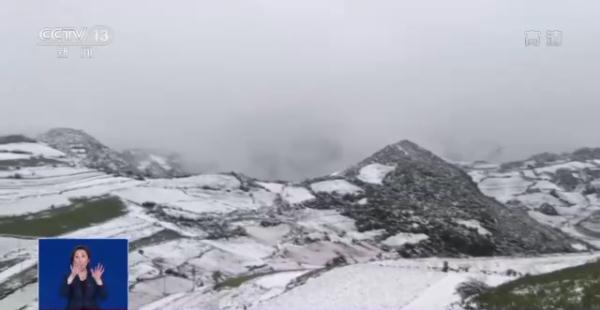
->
306, 140, 581, 257
538, 203, 559, 216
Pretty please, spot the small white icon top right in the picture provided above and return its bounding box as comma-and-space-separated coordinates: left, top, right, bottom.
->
525, 30, 562, 47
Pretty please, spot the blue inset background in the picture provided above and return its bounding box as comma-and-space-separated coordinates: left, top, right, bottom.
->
39, 238, 128, 310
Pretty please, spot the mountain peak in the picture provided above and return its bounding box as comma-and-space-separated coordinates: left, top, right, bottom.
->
39, 127, 102, 144
329, 139, 580, 257
44, 127, 87, 134
38, 128, 139, 175
347, 139, 445, 171
393, 139, 419, 149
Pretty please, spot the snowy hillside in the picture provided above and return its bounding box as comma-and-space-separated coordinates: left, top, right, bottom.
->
464, 149, 600, 249
37, 128, 187, 178
0, 133, 598, 309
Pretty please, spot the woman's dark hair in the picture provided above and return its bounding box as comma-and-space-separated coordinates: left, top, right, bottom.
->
70, 245, 91, 265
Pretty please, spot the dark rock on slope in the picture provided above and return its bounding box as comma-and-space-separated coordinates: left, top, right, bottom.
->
307, 140, 583, 257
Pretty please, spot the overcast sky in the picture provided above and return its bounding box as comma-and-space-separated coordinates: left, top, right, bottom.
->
1, 0, 600, 180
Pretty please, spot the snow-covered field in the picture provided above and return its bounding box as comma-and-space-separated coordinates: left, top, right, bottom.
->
0, 142, 66, 159
138, 252, 600, 310
0, 166, 141, 216
477, 171, 531, 204
0, 156, 386, 309
469, 158, 600, 248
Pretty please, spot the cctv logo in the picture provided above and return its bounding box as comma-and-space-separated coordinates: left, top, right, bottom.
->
38, 25, 112, 46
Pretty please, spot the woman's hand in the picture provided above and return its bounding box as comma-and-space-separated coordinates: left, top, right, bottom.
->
67, 263, 83, 284
91, 263, 105, 285
69, 263, 78, 277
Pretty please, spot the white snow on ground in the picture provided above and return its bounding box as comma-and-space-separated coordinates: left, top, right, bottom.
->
281, 186, 314, 204
0, 195, 72, 216
256, 182, 285, 194
457, 219, 491, 236
535, 161, 596, 174
0, 283, 37, 310
280, 240, 377, 268
467, 170, 488, 184
0, 237, 36, 259
0, 258, 35, 285
471, 162, 500, 170
131, 276, 194, 308
253, 253, 600, 310
117, 180, 277, 216
560, 218, 600, 249
0, 167, 141, 216
0, 142, 65, 158
514, 192, 565, 209
247, 270, 307, 295
0, 166, 96, 179
147, 174, 241, 190
531, 180, 563, 191
201, 237, 276, 262
168, 191, 265, 214
558, 191, 588, 206
402, 273, 507, 310
528, 211, 570, 231
249, 188, 278, 206
239, 222, 292, 245
116, 186, 190, 205
357, 163, 396, 185
257, 264, 445, 310
210, 270, 311, 310
522, 169, 538, 179
65, 212, 162, 240
478, 173, 532, 203
296, 209, 357, 236
468, 159, 600, 249
121, 201, 384, 308
0, 153, 32, 160
131, 238, 212, 268
293, 208, 385, 244
140, 268, 343, 310
381, 232, 429, 248
310, 179, 363, 195
571, 243, 588, 251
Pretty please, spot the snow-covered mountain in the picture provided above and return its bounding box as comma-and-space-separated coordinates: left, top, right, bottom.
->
0, 132, 598, 310
37, 128, 138, 175
36, 128, 186, 178
328, 140, 584, 257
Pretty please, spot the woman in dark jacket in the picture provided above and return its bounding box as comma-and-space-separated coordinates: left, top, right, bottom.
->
60, 245, 107, 310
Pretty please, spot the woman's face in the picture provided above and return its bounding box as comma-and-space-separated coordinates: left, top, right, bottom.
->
73, 249, 89, 268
